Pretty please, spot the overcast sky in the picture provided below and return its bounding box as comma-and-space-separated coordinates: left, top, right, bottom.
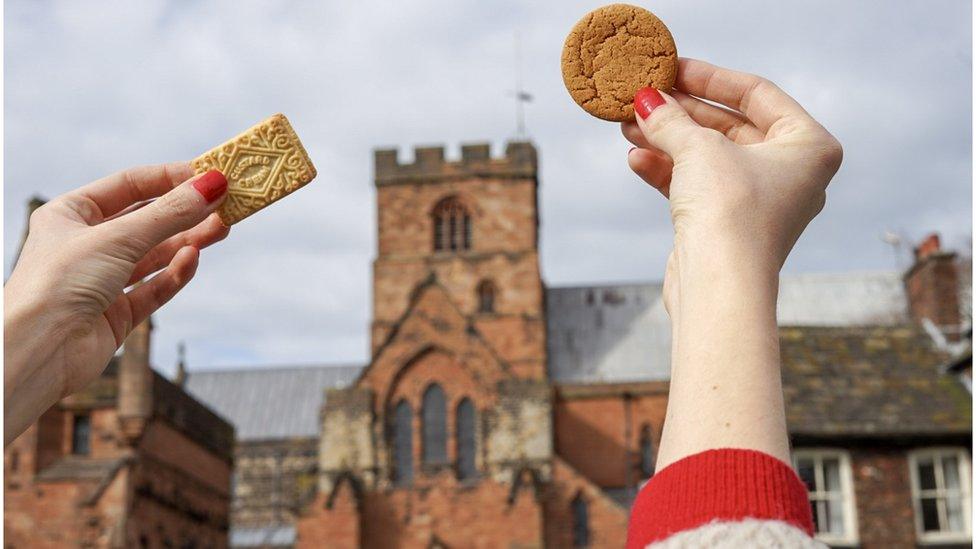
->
5, 0, 972, 376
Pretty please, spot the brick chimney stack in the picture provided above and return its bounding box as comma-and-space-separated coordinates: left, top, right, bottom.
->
903, 233, 962, 340
118, 316, 154, 444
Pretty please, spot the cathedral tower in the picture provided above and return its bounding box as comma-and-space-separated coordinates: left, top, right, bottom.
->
370, 142, 546, 379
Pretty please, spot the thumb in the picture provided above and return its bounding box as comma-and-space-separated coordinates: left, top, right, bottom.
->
112, 170, 228, 256
634, 87, 702, 160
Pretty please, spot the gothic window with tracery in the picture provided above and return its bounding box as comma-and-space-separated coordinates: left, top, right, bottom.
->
456, 398, 477, 480
432, 197, 471, 252
422, 384, 448, 465
392, 400, 414, 485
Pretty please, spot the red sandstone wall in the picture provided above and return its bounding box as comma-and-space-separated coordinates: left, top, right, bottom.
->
297, 474, 544, 549
544, 458, 629, 549
139, 420, 230, 494
58, 407, 124, 458
385, 349, 488, 469
371, 176, 545, 379
36, 406, 66, 472
4, 478, 98, 547
295, 479, 361, 548
554, 391, 668, 489
376, 178, 537, 259
128, 420, 232, 547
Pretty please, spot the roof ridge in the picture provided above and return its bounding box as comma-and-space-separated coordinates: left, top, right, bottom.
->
547, 280, 664, 290
779, 270, 900, 279
187, 363, 365, 376
546, 270, 903, 291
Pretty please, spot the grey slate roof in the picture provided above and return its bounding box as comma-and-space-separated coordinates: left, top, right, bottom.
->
546, 271, 911, 383
546, 283, 672, 384
184, 364, 363, 441
230, 526, 295, 548
780, 326, 970, 437
776, 271, 908, 326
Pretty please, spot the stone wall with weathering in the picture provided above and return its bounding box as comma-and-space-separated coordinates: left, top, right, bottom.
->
230, 438, 319, 530
554, 382, 669, 491
370, 142, 546, 380
318, 387, 376, 495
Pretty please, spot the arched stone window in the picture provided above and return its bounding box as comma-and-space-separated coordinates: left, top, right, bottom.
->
477, 280, 496, 313
432, 197, 471, 252
456, 398, 477, 480
392, 400, 413, 485
572, 492, 590, 547
422, 384, 448, 465
640, 424, 655, 478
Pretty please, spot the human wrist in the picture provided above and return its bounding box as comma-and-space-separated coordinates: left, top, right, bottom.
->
4, 275, 67, 397
672, 232, 780, 298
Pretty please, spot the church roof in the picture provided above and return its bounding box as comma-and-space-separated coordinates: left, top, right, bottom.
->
184, 364, 363, 441
545, 271, 911, 383
546, 283, 671, 384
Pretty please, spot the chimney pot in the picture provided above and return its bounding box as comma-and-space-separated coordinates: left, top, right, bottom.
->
904, 233, 961, 340
915, 233, 942, 261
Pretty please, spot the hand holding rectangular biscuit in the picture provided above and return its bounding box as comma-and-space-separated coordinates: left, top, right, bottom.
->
191, 113, 317, 225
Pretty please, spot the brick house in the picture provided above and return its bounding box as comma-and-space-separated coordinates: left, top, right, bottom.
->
4, 319, 235, 548
178, 141, 969, 548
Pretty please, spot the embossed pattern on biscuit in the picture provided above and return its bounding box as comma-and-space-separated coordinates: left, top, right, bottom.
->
191, 113, 317, 225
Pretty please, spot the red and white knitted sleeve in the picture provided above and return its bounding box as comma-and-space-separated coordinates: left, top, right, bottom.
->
627, 448, 824, 548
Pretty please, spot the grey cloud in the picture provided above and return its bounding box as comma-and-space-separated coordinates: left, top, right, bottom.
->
5, 0, 970, 376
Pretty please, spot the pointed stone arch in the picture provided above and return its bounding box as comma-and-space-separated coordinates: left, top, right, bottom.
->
326, 471, 364, 510
507, 466, 543, 505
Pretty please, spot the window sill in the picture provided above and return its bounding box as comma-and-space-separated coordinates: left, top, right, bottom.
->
420, 463, 452, 475
916, 533, 973, 545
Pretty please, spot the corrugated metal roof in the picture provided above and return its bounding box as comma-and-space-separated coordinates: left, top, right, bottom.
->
546, 272, 910, 383
184, 364, 363, 441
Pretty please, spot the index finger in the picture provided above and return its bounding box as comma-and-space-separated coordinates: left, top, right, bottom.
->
69, 162, 195, 221
674, 58, 811, 137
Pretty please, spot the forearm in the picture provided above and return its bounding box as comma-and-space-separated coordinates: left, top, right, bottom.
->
4, 283, 66, 445
656, 235, 789, 470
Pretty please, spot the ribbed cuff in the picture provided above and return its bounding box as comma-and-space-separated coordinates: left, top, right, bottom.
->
626, 448, 814, 549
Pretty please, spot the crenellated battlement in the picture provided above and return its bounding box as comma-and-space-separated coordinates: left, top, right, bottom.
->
374, 141, 537, 185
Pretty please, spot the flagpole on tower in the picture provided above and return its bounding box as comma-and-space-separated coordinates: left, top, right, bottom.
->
512, 31, 533, 140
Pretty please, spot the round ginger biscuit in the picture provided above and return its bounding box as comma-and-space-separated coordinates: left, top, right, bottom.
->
561, 4, 678, 122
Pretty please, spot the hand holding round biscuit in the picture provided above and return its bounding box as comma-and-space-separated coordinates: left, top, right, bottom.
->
4, 164, 229, 444
623, 58, 843, 279
621, 59, 842, 476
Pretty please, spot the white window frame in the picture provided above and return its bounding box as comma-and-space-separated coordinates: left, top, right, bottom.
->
908, 447, 972, 544
792, 449, 859, 546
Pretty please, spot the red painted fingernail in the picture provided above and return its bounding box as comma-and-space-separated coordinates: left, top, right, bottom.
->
634, 87, 666, 120
192, 170, 227, 204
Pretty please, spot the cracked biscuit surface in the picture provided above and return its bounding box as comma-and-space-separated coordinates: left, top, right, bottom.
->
561, 3, 677, 122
